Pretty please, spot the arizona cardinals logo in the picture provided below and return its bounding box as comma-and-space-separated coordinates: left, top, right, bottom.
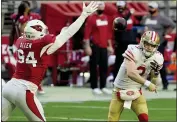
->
31, 25, 42, 32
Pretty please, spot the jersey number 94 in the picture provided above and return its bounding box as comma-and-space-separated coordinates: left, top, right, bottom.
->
17, 49, 37, 67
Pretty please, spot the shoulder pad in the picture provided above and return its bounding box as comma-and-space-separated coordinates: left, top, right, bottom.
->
122, 44, 137, 62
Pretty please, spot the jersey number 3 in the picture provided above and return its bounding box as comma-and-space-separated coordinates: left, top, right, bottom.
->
17, 49, 37, 67
137, 66, 146, 76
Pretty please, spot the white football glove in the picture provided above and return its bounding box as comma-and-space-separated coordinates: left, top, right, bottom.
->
81, 1, 98, 18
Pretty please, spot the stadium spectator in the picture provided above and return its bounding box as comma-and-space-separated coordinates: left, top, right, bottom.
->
140, 1, 176, 90
83, 1, 113, 95
9, 0, 41, 51
111, 1, 138, 80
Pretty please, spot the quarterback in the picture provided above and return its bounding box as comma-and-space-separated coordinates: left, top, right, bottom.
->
108, 31, 164, 122
2, 1, 98, 121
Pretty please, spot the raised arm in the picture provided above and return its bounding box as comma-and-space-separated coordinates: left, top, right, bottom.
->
46, 1, 98, 55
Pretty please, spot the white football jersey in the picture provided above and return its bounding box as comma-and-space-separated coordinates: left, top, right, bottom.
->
113, 44, 164, 90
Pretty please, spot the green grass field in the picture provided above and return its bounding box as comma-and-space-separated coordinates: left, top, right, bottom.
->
9, 98, 176, 121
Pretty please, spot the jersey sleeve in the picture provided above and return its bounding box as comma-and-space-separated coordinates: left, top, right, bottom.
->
40, 34, 57, 57
18, 15, 29, 24
122, 45, 136, 62
84, 15, 94, 40
43, 34, 56, 45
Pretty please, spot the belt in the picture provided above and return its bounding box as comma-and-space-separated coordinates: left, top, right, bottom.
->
114, 87, 142, 97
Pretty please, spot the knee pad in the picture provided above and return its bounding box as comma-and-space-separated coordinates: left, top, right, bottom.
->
138, 113, 148, 122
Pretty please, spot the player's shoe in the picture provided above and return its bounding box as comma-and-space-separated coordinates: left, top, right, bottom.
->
38, 89, 45, 94
38, 85, 45, 94
101, 88, 112, 95
92, 88, 103, 95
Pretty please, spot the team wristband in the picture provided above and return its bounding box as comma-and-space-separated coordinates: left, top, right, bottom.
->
144, 80, 151, 87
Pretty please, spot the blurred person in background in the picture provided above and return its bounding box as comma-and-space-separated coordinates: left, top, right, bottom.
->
9, 0, 41, 52
83, 1, 114, 95
112, 1, 138, 80
8, 1, 44, 94
140, 1, 175, 90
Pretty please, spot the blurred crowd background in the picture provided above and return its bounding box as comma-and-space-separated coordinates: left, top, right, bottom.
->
1, 0, 176, 93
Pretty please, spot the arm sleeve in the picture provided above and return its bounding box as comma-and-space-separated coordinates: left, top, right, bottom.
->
108, 15, 114, 40
40, 34, 56, 57
161, 16, 176, 29
43, 34, 56, 44
140, 16, 147, 26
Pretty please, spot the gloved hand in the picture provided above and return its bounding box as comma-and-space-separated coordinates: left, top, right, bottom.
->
150, 60, 162, 76
148, 83, 157, 92
81, 1, 98, 18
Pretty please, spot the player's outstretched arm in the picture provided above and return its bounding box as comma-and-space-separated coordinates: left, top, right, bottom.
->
46, 1, 98, 55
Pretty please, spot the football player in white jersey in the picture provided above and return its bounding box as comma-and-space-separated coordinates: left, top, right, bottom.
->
108, 31, 164, 122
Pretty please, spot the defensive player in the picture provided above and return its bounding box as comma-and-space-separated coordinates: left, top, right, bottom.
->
108, 31, 164, 122
2, 1, 98, 121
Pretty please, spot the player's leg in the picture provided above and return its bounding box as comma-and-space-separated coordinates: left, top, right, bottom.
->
38, 84, 45, 94
90, 44, 99, 89
2, 79, 17, 121
131, 95, 148, 122
2, 96, 16, 121
99, 48, 108, 89
16, 90, 46, 121
108, 89, 124, 121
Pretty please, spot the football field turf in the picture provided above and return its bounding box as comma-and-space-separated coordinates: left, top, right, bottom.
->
9, 98, 176, 121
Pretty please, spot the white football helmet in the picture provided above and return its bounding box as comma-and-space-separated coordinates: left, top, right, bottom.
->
24, 19, 48, 40
140, 31, 160, 57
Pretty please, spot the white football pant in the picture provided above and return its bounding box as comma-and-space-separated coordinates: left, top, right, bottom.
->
2, 78, 46, 121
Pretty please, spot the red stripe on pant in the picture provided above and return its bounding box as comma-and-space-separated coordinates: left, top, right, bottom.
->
26, 90, 45, 121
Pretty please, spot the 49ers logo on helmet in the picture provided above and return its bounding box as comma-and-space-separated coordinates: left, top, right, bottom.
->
126, 91, 134, 96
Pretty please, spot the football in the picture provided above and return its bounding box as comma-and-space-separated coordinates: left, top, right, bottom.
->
113, 17, 127, 31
